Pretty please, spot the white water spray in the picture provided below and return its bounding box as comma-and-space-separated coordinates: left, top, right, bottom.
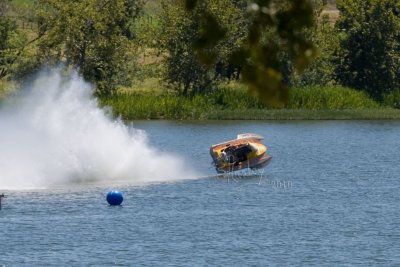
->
0, 70, 195, 189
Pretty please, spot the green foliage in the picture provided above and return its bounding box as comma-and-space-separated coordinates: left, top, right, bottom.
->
158, 0, 246, 96
335, 0, 400, 100
99, 84, 382, 120
100, 85, 263, 119
0, 78, 9, 98
186, 0, 317, 106
0, 78, 16, 100
211, 86, 265, 110
101, 93, 198, 119
383, 89, 400, 109
0, 0, 17, 79
287, 85, 381, 109
0, 0, 36, 80
0, 0, 42, 81
9, 0, 34, 8
36, 0, 144, 94
275, 1, 338, 87
294, 11, 339, 86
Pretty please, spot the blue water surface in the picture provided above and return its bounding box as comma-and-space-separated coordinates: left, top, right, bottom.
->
1, 121, 400, 266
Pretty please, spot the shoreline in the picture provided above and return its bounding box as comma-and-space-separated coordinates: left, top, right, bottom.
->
114, 109, 400, 121
99, 84, 398, 120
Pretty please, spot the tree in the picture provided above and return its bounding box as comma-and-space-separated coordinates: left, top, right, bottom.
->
294, 1, 339, 86
0, 0, 44, 81
158, 0, 247, 96
335, 0, 400, 100
36, 0, 143, 94
185, 0, 317, 106
0, 0, 17, 79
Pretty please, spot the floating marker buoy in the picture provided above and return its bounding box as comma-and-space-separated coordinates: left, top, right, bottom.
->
106, 191, 123, 206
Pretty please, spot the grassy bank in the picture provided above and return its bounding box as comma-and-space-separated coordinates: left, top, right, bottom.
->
100, 85, 400, 120
2, 79, 399, 119
288, 86, 380, 109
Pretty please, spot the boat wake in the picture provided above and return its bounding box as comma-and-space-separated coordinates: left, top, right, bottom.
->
0, 69, 196, 190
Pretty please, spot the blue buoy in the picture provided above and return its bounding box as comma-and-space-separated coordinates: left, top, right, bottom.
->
106, 191, 123, 206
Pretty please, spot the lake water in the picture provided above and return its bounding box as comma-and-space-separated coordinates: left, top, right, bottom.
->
1, 120, 400, 266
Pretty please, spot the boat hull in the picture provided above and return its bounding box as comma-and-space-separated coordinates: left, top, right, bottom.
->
215, 153, 272, 173
210, 136, 272, 173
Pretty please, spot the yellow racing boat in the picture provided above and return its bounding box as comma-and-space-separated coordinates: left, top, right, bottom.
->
209, 133, 272, 173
